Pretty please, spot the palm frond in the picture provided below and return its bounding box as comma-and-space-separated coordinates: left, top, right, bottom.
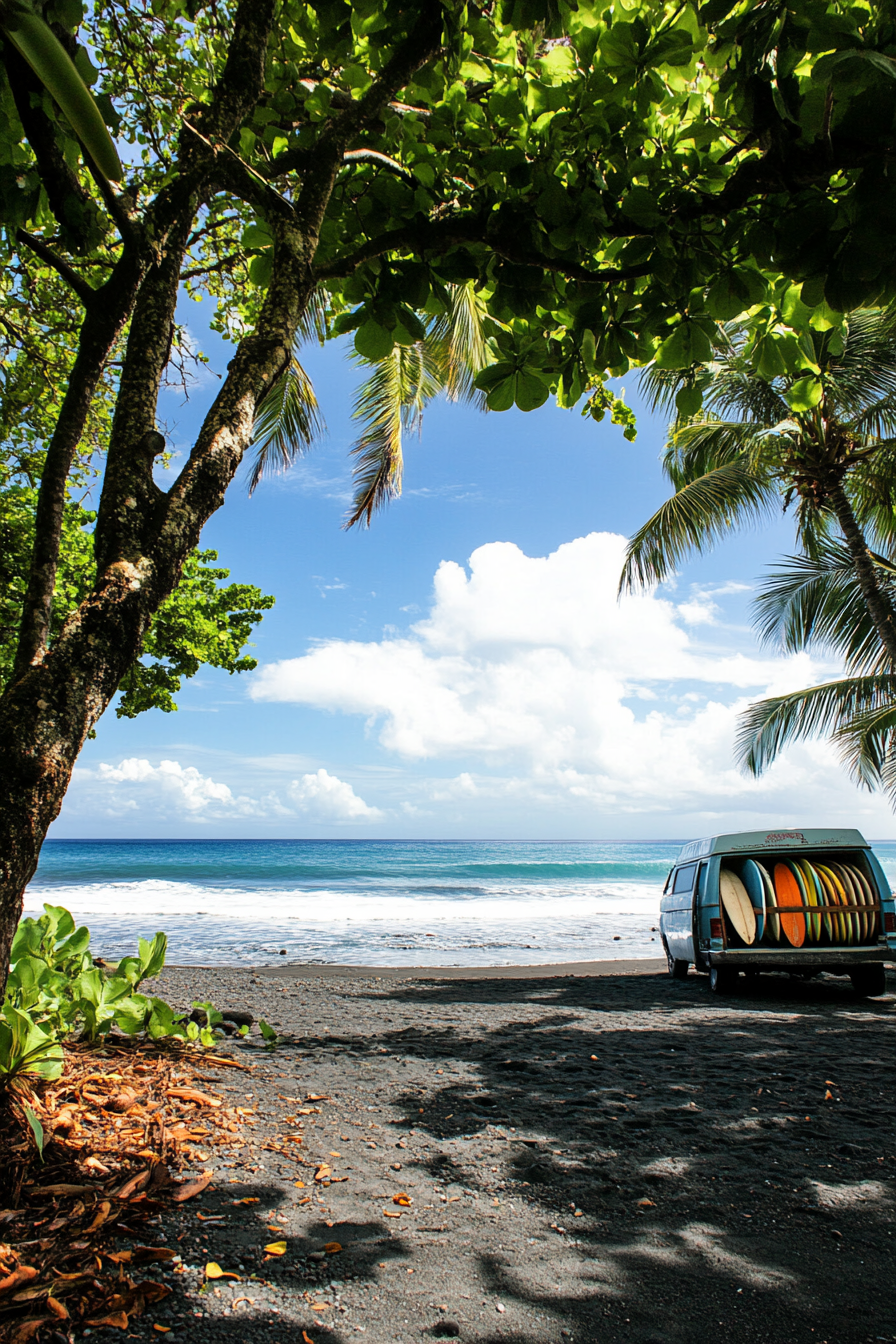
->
823, 308, 896, 420
247, 354, 324, 493
428, 281, 492, 407
621, 455, 778, 591
752, 542, 894, 673
662, 418, 780, 488
345, 343, 444, 529
297, 285, 329, 347
736, 674, 896, 780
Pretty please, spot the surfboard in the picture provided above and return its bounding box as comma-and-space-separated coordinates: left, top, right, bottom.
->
815, 864, 848, 944
835, 863, 864, 942
808, 860, 835, 941
720, 868, 757, 945
740, 860, 766, 943
773, 863, 806, 947
829, 865, 857, 944
850, 864, 879, 938
756, 860, 779, 942
795, 859, 822, 943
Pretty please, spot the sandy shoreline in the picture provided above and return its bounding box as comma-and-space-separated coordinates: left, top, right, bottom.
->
170, 956, 668, 981
125, 961, 896, 1344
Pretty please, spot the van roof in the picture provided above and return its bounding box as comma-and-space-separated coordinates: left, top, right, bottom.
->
676, 828, 869, 864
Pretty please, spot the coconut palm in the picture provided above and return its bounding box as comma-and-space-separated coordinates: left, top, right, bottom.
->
737, 541, 896, 803
247, 281, 491, 526
621, 310, 896, 664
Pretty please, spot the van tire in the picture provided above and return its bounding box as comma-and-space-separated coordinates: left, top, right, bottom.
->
663, 941, 689, 979
709, 966, 738, 994
849, 965, 887, 998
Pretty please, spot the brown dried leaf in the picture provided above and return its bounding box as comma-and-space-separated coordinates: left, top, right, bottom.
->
171, 1172, 213, 1203
165, 1088, 222, 1108
0, 1265, 39, 1296
313, 1164, 332, 1183
9, 1319, 51, 1344
86, 1310, 129, 1329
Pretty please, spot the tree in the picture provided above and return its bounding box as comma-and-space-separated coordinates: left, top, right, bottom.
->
736, 540, 896, 804
621, 310, 896, 664
3, 0, 896, 989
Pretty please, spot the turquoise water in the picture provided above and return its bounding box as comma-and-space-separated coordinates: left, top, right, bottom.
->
26, 839, 896, 968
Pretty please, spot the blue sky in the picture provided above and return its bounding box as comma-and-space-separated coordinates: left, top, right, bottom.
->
52, 301, 896, 840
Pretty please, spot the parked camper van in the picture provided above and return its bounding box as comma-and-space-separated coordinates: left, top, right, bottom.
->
659, 828, 896, 996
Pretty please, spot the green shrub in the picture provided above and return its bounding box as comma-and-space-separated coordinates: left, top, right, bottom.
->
1, 904, 223, 1088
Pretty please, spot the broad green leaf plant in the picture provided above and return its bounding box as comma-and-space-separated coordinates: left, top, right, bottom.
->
1, 903, 226, 1089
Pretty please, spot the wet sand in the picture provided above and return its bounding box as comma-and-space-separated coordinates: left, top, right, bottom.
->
137, 963, 895, 1344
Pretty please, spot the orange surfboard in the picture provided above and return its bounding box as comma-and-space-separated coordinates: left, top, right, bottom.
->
773, 863, 806, 947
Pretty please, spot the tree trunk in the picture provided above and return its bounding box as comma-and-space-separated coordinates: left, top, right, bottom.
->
828, 479, 896, 666
0, 4, 443, 998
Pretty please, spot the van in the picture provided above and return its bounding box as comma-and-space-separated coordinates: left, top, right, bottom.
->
659, 828, 896, 996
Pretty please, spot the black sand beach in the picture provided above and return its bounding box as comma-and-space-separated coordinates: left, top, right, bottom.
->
131, 961, 895, 1344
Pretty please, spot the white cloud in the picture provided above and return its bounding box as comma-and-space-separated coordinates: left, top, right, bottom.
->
250, 532, 884, 821
288, 769, 383, 823
70, 758, 379, 825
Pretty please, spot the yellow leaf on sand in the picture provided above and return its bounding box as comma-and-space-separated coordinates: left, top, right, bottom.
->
311, 1303, 330, 1311
324, 1242, 342, 1254
329, 1151, 341, 1157
294, 1181, 305, 1189
637, 1199, 656, 1208
235, 1197, 260, 1205
205, 1263, 240, 1280
393, 1193, 412, 1207
264, 1241, 287, 1256
384, 1210, 402, 1218
314, 1164, 332, 1182
153, 1327, 172, 1334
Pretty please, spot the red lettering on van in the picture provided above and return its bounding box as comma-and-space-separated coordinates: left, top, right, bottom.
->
764, 831, 807, 845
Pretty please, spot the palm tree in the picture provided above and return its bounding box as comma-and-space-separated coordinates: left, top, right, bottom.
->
247, 280, 491, 525
621, 310, 896, 665
737, 541, 896, 803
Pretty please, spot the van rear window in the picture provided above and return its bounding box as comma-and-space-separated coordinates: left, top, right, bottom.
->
672, 863, 697, 894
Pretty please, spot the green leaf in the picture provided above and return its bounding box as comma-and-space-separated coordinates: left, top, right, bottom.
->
785, 376, 823, 411
23, 1102, 45, 1159
1, 2, 122, 180
675, 384, 703, 418
655, 321, 714, 370
354, 320, 395, 361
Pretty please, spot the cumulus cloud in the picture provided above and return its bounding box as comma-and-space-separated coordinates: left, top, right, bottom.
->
250, 532, 877, 820
70, 758, 378, 825
288, 769, 383, 822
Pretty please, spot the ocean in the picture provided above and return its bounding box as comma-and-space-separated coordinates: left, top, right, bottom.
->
24, 838, 896, 969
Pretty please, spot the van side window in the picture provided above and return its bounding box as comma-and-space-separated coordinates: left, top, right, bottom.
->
672, 862, 697, 894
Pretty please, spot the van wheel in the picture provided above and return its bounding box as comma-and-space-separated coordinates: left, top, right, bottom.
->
849, 965, 887, 998
663, 942, 689, 979
709, 966, 738, 994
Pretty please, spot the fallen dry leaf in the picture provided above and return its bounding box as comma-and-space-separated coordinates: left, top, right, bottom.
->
205, 1263, 239, 1281
314, 1163, 332, 1182
383, 1210, 402, 1218
302, 1332, 315, 1344
46, 1295, 69, 1321
234, 1196, 260, 1205
306, 1094, 330, 1102
172, 1172, 213, 1203
165, 1087, 222, 1108
824, 1089, 834, 1100
0, 1266, 39, 1296
9, 1320, 51, 1344
264, 1241, 287, 1256
294, 1181, 305, 1189
311, 1302, 330, 1311
393, 1193, 412, 1206
153, 1326, 171, 1334
86, 1310, 129, 1329
637, 1198, 656, 1208
324, 1242, 342, 1254
329, 1150, 341, 1157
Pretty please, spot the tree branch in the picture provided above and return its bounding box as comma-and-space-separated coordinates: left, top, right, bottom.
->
15, 230, 98, 307
314, 213, 652, 285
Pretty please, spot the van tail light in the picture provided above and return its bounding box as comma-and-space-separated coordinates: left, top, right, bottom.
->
885, 912, 896, 933
710, 918, 723, 939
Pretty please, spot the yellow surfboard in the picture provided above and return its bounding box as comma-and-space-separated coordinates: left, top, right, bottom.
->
757, 860, 780, 942
816, 864, 849, 944
835, 864, 865, 942
850, 864, 879, 939
794, 860, 821, 943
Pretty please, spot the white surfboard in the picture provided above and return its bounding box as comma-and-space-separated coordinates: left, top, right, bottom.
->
720, 867, 757, 945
